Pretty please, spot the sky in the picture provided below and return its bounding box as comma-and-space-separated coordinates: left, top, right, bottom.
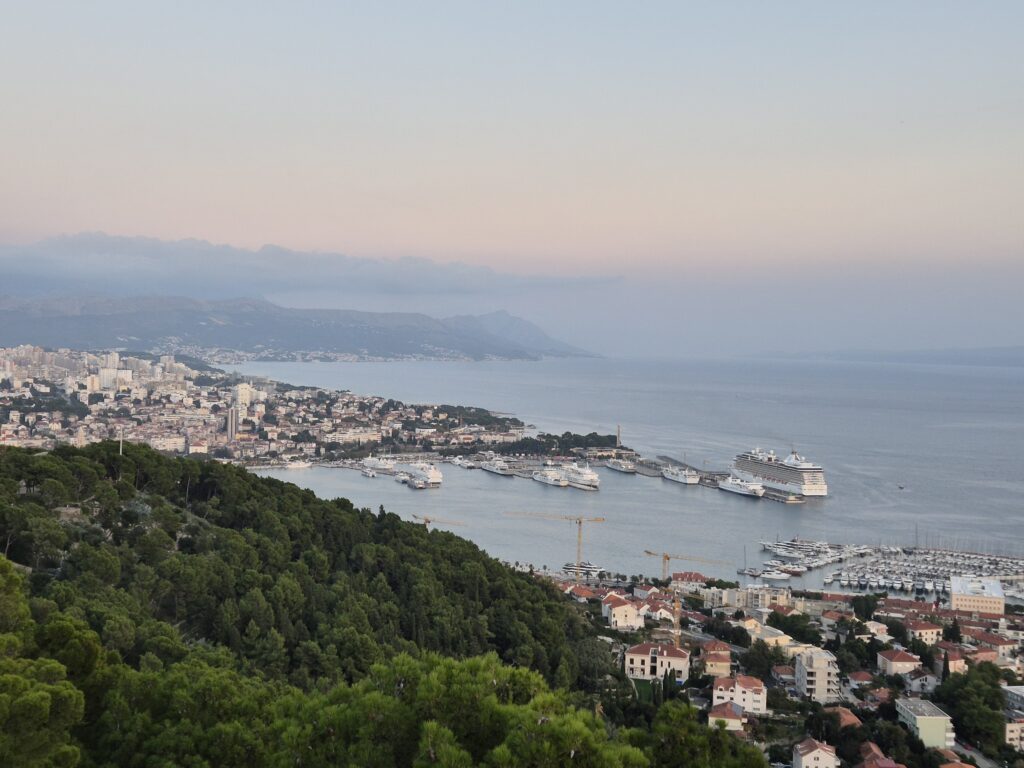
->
1, 3, 1022, 355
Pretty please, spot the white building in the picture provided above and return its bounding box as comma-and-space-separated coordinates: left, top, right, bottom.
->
712, 675, 767, 715
950, 577, 1005, 615
602, 593, 644, 631
878, 649, 922, 676
792, 738, 839, 768
794, 649, 841, 703
895, 698, 955, 748
624, 643, 690, 682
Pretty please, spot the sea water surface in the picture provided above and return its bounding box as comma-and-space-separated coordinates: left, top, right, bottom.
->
232, 358, 1024, 583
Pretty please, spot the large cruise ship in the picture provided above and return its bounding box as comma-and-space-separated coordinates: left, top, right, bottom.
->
733, 448, 828, 497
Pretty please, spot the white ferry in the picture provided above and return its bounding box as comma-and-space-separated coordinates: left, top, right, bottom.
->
360, 467, 376, 478
661, 465, 700, 485
480, 459, 514, 476
733, 448, 828, 496
532, 468, 568, 487
394, 472, 410, 484
362, 454, 395, 472
403, 462, 443, 487
718, 475, 765, 498
564, 462, 600, 490
605, 458, 637, 473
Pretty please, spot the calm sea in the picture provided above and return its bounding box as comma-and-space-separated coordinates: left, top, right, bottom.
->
232, 358, 1024, 584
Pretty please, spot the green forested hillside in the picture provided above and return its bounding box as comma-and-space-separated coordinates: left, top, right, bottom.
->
0, 444, 767, 767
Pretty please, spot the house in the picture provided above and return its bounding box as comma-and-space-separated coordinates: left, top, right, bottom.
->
707, 701, 745, 732
624, 643, 690, 682
877, 649, 921, 676
564, 584, 597, 602
904, 668, 940, 695
671, 571, 709, 593
793, 738, 840, 768
602, 593, 644, 631
932, 646, 967, 677
856, 742, 906, 768
795, 649, 841, 703
972, 632, 1016, 662
847, 670, 874, 689
825, 705, 862, 730
703, 651, 732, 678
895, 698, 955, 748
712, 675, 767, 714
1005, 713, 1024, 751
772, 664, 796, 687
905, 620, 942, 646
633, 584, 662, 600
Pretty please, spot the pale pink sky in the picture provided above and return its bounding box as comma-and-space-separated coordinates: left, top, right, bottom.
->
1, 3, 1022, 277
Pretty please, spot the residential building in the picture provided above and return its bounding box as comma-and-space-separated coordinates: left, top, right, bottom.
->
795, 649, 841, 703
793, 738, 839, 768
878, 649, 922, 676
624, 643, 690, 682
1006, 686, 1024, 711
949, 577, 1005, 615
1006, 714, 1024, 751
712, 675, 767, 715
708, 701, 745, 732
895, 698, 955, 749
602, 593, 644, 631
905, 620, 942, 646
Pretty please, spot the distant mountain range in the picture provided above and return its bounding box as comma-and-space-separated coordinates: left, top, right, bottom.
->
0, 296, 592, 361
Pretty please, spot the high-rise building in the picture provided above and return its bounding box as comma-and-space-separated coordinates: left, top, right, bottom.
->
226, 407, 239, 442
795, 649, 841, 703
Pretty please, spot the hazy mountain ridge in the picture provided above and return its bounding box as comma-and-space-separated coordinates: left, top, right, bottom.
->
0, 295, 592, 361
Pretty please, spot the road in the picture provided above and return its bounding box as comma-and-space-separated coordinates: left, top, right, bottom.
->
955, 740, 1000, 768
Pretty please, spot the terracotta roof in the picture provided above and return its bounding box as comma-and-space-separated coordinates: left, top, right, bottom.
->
626, 642, 690, 659
772, 665, 795, 676
849, 671, 874, 682
702, 639, 731, 652
708, 701, 744, 721
672, 571, 708, 583
603, 593, 631, 608
879, 649, 920, 663
795, 738, 835, 757
713, 675, 764, 692
905, 620, 941, 632
826, 705, 863, 729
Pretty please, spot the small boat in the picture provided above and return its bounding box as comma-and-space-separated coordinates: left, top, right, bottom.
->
394, 472, 410, 484
858, 576, 868, 589
361, 467, 377, 478
924, 580, 935, 592
411, 479, 427, 490
823, 573, 835, 585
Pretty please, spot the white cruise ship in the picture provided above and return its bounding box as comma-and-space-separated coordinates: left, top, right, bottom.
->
532, 468, 568, 487
403, 462, 443, 487
733, 448, 828, 496
718, 475, 765, 498
563, 560, 603, 578
564, 462, 600, 490
662, 465, 699, 485
480, 459, 514, 476
605, 458, 637, 473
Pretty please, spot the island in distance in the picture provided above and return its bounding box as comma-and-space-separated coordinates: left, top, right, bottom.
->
0, 295, 593, 363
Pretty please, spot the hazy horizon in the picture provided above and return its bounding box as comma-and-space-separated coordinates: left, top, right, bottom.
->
1, 3, 1022, 356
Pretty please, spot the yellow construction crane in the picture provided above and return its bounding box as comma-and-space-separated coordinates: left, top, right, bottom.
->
411, 514, 464, 530
506, 512, 605, 584
643, 550, 730, 649
643, 550, 730, 582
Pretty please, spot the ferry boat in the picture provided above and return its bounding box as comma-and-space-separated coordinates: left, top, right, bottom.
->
605, 458, 637, 474
532, 468, 568, 487
480, 459, 514, 476
563, 561, 603, 578
362, 454, 395, 472
733, 448, 828, 496
403, 462, 443, 487
361, 467, 377, 478
718, 475, 765, 498
662, 465, 700, 485
564, 462, 600, 490
394, 472, 410, 484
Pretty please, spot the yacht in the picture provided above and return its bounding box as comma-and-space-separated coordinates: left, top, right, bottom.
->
605, 458, 637, 474
532, 468, 568, 487
360, 467, 376, 478
662, 465, 700, 485
733, 447, 828, 496
760, 571, 791, 581
563, 561, 603, 578
480, 459, 514, 476
823, 572, 835, 585
564, 462, 600, 490
362, 454, 395, 472
394, 472, 410, 485
403, 462, 443, 487
718, 475, 765, 498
